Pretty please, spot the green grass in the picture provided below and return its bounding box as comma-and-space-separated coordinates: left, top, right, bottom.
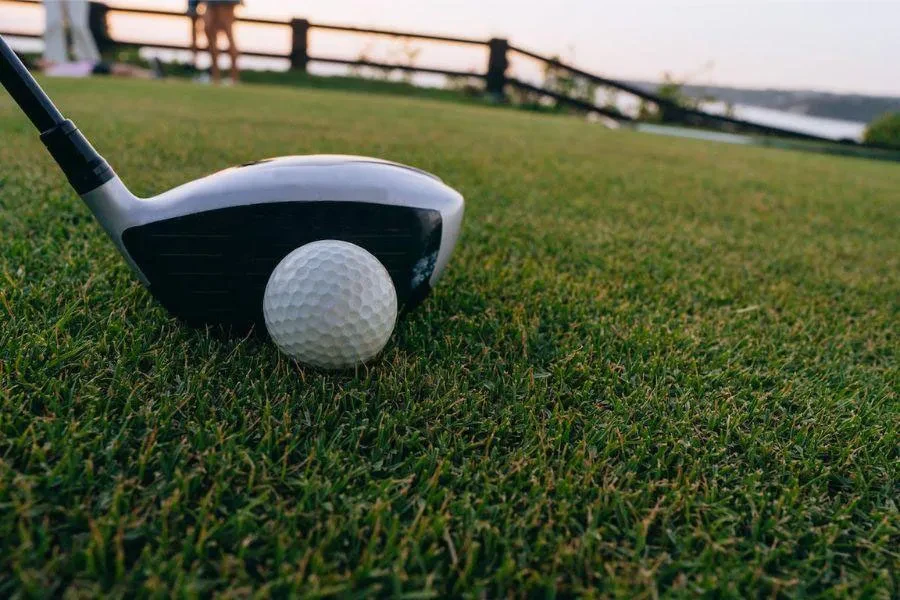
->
1, 78, 898, 598
239, 70, 484, 103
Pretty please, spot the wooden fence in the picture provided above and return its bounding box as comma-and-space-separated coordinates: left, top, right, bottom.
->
0, 0, 853, 144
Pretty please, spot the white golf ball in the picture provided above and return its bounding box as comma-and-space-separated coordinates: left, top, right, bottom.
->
263, 240, 398, 369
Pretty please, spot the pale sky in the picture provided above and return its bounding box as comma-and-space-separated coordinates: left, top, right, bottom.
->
3, 0, 898, 94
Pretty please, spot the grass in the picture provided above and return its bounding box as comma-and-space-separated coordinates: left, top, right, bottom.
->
0, 77, 898, 598
239, 70, 484, 104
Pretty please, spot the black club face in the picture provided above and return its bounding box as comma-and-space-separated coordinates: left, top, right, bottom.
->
122, 200, 444, 330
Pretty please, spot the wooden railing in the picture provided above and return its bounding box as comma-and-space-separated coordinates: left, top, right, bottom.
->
506, 46, 836, 142
0, 0, 856, 144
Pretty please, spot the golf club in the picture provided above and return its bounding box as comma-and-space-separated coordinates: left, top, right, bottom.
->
0, 34, 464, 330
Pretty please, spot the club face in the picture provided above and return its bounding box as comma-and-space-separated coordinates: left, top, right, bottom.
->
122, 200, 444, 329
83, 156, 464, 330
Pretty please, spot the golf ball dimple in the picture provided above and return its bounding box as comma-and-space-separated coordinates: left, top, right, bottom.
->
263, 240, 398, 369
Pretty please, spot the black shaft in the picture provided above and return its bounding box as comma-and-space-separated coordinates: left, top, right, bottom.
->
0, 34, 66, 133
0, 34, 114, 194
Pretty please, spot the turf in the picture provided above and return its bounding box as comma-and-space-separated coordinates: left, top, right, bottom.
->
0, 78, 898, 598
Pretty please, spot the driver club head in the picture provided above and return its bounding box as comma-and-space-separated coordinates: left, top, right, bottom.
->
0, 35, 464, 332
87, 156, 464, 330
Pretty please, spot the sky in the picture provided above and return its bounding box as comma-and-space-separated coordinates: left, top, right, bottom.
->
3, 0, 899, 95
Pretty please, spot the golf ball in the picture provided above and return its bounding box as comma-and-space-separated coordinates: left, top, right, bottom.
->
263, 240, 398, 369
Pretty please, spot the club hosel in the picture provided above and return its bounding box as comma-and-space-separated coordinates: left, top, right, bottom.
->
80, 176, 150, 286
40, 119, 115, 195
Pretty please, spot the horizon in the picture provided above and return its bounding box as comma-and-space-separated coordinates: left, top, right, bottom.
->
2, 0, 898, 96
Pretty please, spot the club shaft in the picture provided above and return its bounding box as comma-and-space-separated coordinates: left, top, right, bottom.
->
0, 34, 66, 133
0, 34, 115, 195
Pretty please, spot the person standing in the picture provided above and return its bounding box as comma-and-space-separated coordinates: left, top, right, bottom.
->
204, 0, 241, 84
43, 0, 101, 65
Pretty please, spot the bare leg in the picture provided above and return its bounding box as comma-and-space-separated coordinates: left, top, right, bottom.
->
221, 5, 239, 83
190, 15, 200, 68
204, 9, 221, 84
187, 0, 202, 68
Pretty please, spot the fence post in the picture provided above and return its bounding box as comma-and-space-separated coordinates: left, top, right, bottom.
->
290, 18, 310, 71
88, 1, 113, 53
486, 38, 509, 100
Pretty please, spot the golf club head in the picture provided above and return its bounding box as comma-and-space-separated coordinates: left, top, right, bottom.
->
0, 40, 464, 332
82, 155, 464, 330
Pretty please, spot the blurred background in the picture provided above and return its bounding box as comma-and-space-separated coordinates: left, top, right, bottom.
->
2, 0, 899, 144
